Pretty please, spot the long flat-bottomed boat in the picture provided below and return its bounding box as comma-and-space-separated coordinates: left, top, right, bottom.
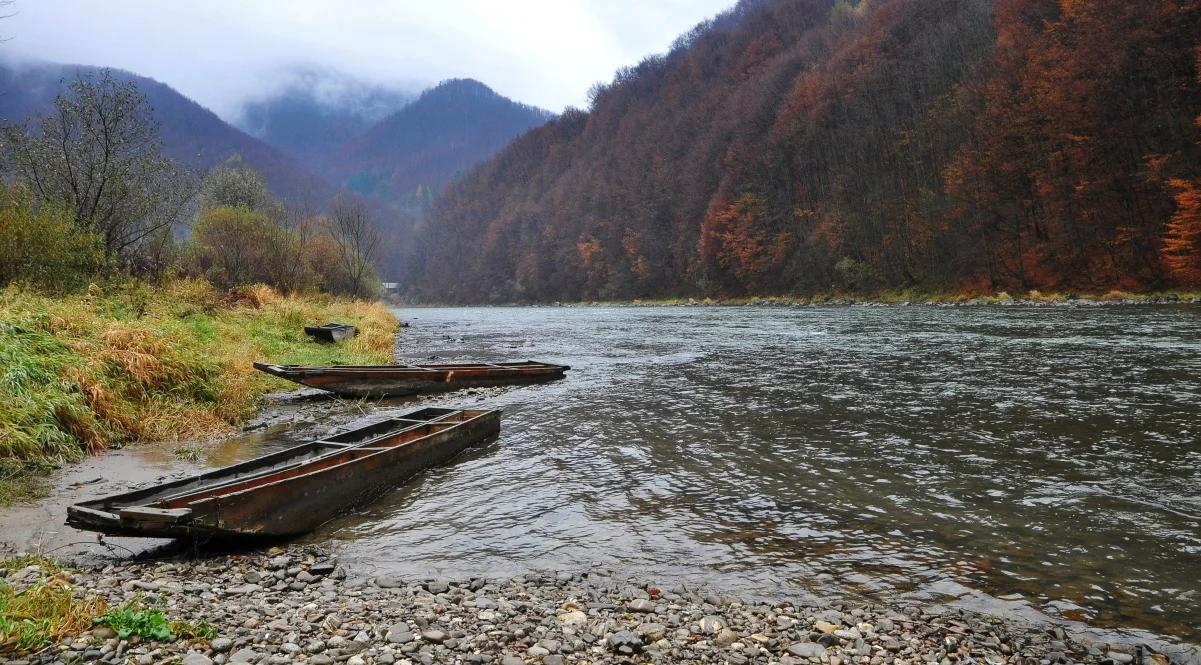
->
66, 407, 500, 540
252, 360, 569, 398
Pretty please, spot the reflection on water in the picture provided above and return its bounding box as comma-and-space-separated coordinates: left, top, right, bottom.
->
305, 305, 1201, 644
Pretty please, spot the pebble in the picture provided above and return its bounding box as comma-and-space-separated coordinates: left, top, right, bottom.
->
422, 629, 448, 643
228, 647, 258, 663
0, 544, 1158, 665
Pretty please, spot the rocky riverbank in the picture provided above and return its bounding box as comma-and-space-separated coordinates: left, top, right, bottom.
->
1, 545, 1183, 665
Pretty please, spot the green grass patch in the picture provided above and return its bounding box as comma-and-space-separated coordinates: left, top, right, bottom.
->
0, 279, 398, 505
0, 557, 107, 656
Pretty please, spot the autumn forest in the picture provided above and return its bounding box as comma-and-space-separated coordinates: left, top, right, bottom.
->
406, 0, 1201, 302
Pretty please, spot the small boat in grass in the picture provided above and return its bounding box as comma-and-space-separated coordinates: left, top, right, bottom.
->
66, 407, 500, 540
304, 323, 357, 343
252, 360, 570, 398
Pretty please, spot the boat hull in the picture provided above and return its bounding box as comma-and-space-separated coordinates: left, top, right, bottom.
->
304, 323, 357, 343
253, 361, 569, 398
67, 409, 500, 540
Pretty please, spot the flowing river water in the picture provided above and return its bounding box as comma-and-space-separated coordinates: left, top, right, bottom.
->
4, 305, 1200, 651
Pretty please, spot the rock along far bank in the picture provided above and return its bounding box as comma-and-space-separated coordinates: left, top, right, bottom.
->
4, 545, 1195, 665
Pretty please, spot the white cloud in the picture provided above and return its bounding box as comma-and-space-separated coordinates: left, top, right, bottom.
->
0, 0, 735, 117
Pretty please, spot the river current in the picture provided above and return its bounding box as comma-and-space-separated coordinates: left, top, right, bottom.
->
304, 305, 1201, 645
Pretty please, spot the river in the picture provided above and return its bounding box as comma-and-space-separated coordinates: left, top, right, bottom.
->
5, 304, 1200, 648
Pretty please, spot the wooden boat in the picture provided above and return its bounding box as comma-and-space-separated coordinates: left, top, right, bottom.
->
252, 360, 570, 398
66, 407, 500, 540
304, 323, 357, 343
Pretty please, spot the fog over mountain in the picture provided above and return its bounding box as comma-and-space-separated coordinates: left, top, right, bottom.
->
2, 0, 735, 117
235, 66, 415, 168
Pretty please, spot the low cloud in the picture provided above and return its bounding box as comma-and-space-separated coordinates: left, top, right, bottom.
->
1, 0, 734, 118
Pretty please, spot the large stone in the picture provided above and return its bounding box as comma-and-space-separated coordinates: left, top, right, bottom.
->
557, 610, 587, 627
501, 657, 524, 665
627, 598, 656, 613
635, 623, 667, 641
309, 562, 336, 576
209, 637, 234, 653
699, 615, 724, 634
787, 642, 827, 659
181, 654, 213, 665
716, 628, 739, 647
814, 620, 839, 634
228, 649, 259, 664
387, 625, 415, 644
422, 629, 448, 643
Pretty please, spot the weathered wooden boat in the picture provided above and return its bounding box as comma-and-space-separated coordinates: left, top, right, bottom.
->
304, 323, 357, 343
65, 407, 500, 540
252, 360, 570, 398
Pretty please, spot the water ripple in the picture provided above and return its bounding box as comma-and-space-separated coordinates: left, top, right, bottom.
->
307, 305, 1201, 643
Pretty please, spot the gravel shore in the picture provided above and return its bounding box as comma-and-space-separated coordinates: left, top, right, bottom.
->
1, 545, 1181, 665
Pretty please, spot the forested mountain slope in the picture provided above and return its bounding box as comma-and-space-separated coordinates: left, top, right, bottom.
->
407, 0, 1201, 302
0, 60, 338, 206
328, 79, 553, 209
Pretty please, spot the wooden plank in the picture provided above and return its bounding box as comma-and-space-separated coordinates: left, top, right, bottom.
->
118, 506, 192, 524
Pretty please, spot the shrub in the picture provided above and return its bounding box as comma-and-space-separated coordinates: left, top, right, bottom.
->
0, 187, 107, 292
834, 256, 873, 291
190, 205, 289, 289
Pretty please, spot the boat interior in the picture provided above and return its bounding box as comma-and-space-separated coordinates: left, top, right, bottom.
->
74, 408, 487, 515
154, 410, 490, 509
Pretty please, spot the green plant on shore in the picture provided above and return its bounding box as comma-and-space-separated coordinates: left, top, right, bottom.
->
97, 598, 217, 642
171, 618, 218, 641
97, 602, 172, 641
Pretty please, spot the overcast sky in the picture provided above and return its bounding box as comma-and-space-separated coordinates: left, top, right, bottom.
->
1, 0, 736, 119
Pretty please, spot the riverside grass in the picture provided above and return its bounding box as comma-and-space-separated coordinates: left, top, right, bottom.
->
0, 556, 108, 655
0, 279, 397, 504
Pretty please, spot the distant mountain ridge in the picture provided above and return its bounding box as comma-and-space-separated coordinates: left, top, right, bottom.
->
0, 59, 337, 207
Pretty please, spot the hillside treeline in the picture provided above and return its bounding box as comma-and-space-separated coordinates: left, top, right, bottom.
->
0, 72, 383, 298
408, 0, 1201, 302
